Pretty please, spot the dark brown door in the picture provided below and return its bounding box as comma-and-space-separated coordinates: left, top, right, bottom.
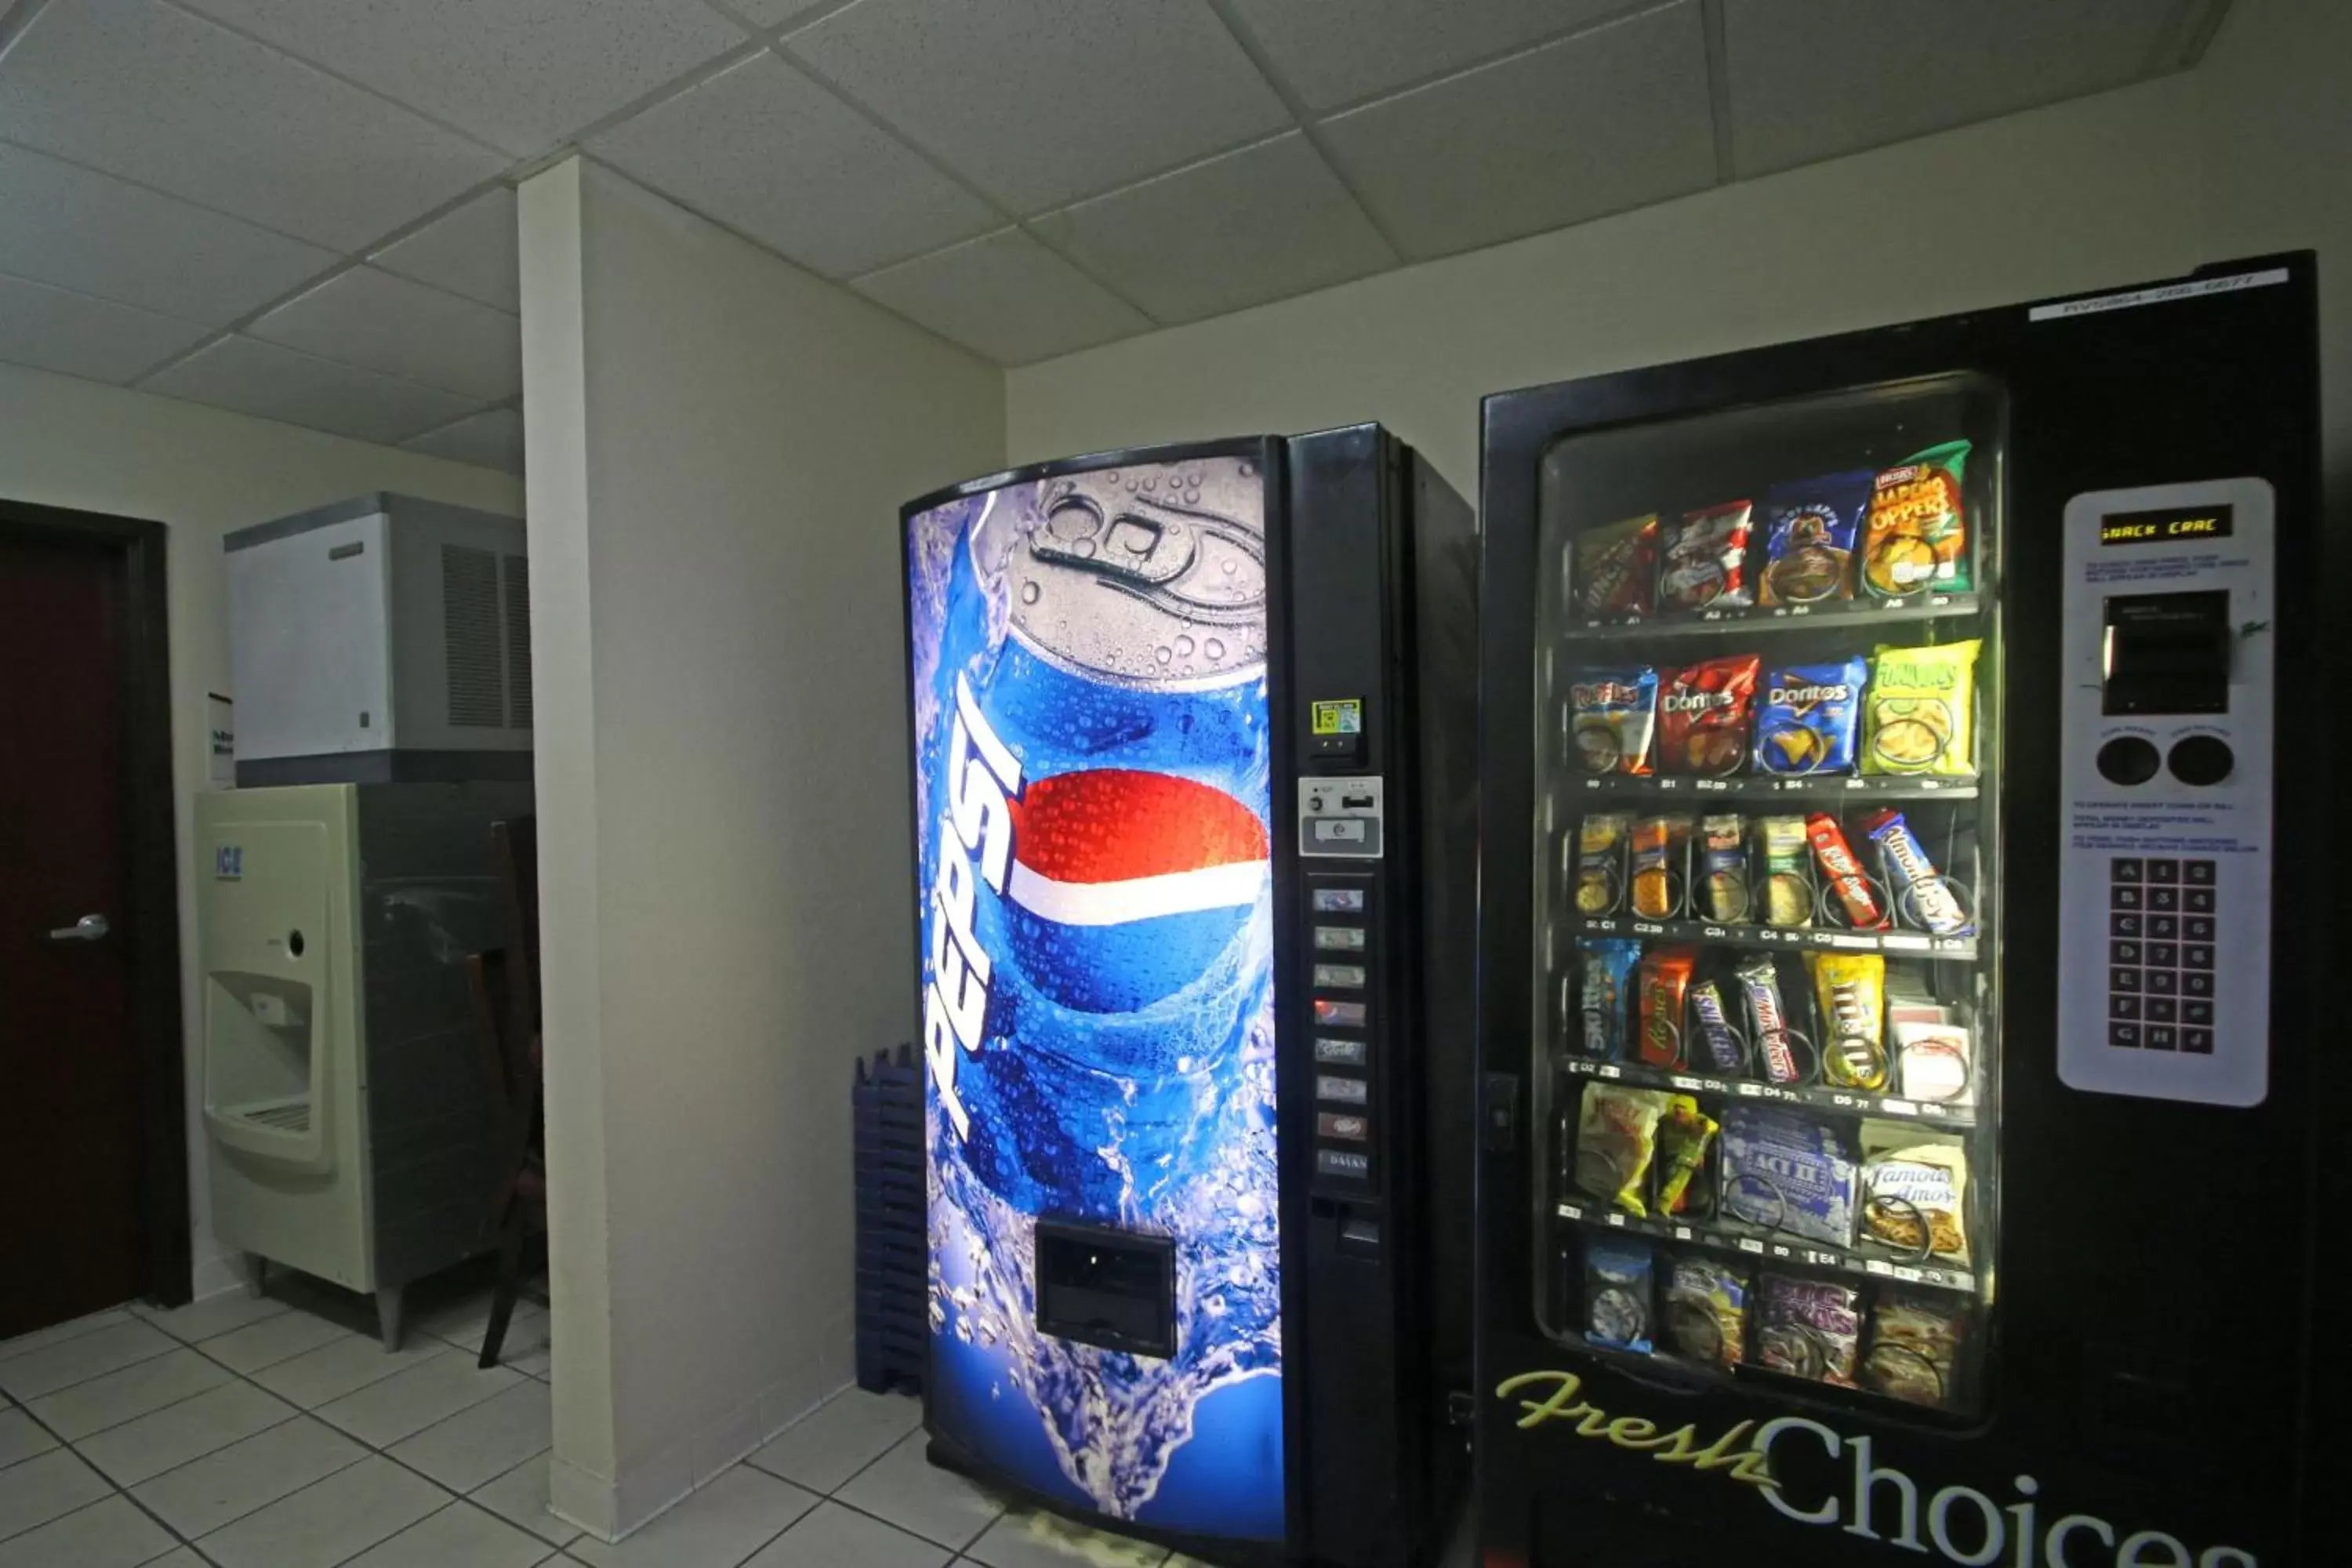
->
0, 529, 145, 1338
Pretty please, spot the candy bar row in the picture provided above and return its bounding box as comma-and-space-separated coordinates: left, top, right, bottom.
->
1569, 641, 1980, 781
1576, 1237, 1975, 1410
1567, 943, 1975, 1103
1570, 442, 1973, 621
1570, 806, 1976, 937
1564, 1083, 1979, 1276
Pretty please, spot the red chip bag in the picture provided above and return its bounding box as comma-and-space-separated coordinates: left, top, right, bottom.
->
1658, 655, 1761, 777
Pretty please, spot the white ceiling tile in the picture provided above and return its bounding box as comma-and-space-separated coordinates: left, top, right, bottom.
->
589, 52, 998, 278
1725, 0, 2194, 176
1318, 1, 1716, 261
785, 0, 1290, 214
0, 272, 214, 383
726, 0, 835, 26
0, 143, 340, 326
1221, 0, 1632, 111
144, 336, 483, 445
372, 189, 521, 312
405, 406, 524, 474
1029, 133, 1393, 324
851, 229, 1150, 365
249, 267, 521, 401
174, 0, 747, 158
0, 0, 506, 251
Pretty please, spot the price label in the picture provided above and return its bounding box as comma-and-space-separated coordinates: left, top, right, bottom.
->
1670, 1076, 1705, 1092
1865, 1260, 1894, 1276
1657, 779, 1680, 791
1605, 1213, 1625, 1229
1599, 1065, 1622, 1080
1769, 1244, 1793, 1260
1882, 1099, 1918, 1116
1737, 1238, 1765, 1255
1737, 1083, 1765, 1097
1672, 1226, 1693, 1241
1696, 779, 1730, 793
1883, 935, 1929, 952
1896, 1266, 1926, 1283
1804, 1250, 1841, 1269
1632, 922, 1664, 935
1560, 1203, 1584, 1221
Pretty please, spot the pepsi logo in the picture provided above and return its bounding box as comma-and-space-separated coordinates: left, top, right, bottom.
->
1004, 768, 1269, 1013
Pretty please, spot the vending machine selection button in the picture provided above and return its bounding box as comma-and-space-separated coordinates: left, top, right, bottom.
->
1317, 1149, 1371, 1178
2183, 946, 2214, 970
1314, 1036, 1367, 1065
2109, 885, 2143, 910
1312, 887, 1367, 913
2183, 1029, 2215, 1054
2146, 971, 2178, 996
2147, 858, 2180, 883
2109, 1022, 2142, 1047
2148, 915, 2180, 939
1314, 925, 1367, 951
2110, 858, 2143, 883
2111, 940, 2141, 964
1312, 1000, 1367, 1028
2147, 942, 2179, 967
2184, 1000, 2216, 1025
2183, 972, 2213, 998
2184, 860, 2217, 885
1318, 1112, 1370, 1142
2146, 998, 2178, 1023
1312, 963, 1367, 989
2110, 913, 2143, 938
2147, 886, 2179, 913
2186, 916, 2216, 941
2109, 996, 2141, 1020
2111, 967, 2141, 992
2147, 1026, 2178, 1051
2184, 887, 2217, 913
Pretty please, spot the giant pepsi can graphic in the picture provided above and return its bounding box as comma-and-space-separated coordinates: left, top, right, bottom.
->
906, 455, 1283, 1538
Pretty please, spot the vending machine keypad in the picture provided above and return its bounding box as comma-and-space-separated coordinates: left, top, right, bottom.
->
2058, 481, 2272, 1104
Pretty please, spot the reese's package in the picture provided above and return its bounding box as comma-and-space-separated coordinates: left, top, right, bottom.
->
1759, 1275, 1862, 1387
1860, 1123, 1970, 1266
1663, 1257, 1750, 1367
1864, 1293, 1969, 1407
1573, 514, 1659, 621
1585, 1240, 1655, 1353
1758, 470, 1872, 605
1861, 441, 1973, 598
1579, 939, 1642, 1059
1568, 667, 1658, 775
1659, 502, 1755, 612
1658, 654, 1761, 777
1573, 1082, 1669, 1217
1574, 813, 1629, 916
1637, 947, 1697, 1069
1755, 658, 1866, 776
1864, 641, 1980, 776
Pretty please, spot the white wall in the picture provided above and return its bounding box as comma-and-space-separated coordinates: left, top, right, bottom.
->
0, 362, 521, 1301
1006, 0, 2350, 514
518, 158, 1003, 1539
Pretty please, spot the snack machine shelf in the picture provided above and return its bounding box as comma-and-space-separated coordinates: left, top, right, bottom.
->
1562, 590, 1981, 641
1554, 1200, 1981, 1296
1570, 913, 1977, 960
1568, 773, 1980, 802
1558, 1054, 1978, 1130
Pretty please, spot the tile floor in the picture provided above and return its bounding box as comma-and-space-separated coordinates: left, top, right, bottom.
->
5, 1275, 1467, 1568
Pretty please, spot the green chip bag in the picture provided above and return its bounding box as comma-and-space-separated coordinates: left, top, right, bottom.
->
1862, 441, 1972, 597
1864, 641, 1980, 777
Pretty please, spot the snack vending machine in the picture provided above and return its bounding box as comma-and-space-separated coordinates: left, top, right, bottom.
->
899, 427, 1475, 1566
1471, 256, 2321, 1567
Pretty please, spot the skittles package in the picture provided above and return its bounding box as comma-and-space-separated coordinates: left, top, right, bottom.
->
1573, 514, 1659, 621
1861, 441, 1972, 597
1755, 658, 1866, 776
1579, 938, 1643, 1059
1759, 470, 1872, 605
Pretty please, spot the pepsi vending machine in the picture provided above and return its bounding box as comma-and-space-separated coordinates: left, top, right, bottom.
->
1471, 255, 2322, 1566
899, 428, 1475, 1566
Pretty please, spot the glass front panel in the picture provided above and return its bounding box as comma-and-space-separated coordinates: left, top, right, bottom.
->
905, 457, 1286, 1536
1530, 377, 2005, 1420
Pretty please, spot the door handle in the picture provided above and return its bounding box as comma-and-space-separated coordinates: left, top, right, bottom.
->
49, 913, 111, 942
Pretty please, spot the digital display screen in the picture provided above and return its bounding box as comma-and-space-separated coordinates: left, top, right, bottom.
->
2100, 504, 2235, 546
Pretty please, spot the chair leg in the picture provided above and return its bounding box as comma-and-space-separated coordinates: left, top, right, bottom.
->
480, 1218, 524, 1370
245, 1254, 269, 1299
375, 1286, 405, 1352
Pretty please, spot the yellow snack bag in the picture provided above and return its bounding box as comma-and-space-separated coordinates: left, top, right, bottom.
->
1573, 1083, 1669, 1218
1808, 952, 1887, 1090
1863, 640, 1980, 776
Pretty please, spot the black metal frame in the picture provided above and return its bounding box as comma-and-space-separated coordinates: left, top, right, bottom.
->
0, 496, 191, 1309
897, 435, 1303, 1568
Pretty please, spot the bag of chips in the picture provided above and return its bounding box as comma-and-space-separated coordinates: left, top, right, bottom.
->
1637, 948, 1697, 1069
1864, 1292, 1969, 1407
1756, 816, 1813, 928
1860, 1123, 1970, 1265
1659, 654, 1761, 777
1755, 659, 1866, 775
1629, 813, 1691, 920
1864, 641, 1980, 776
1809, 952, 1888, 1091
1721, 1107, 1856, 1247
1573, 515, 1659, 621
1578, 939, 1642, 1060
1573, 813, 1629, 916
1862, 441, 1972, 598
1759, 471, 1872, 605
1568, 667, 1657, 775
1654, 1094, 1719, 1215
1585, 1240, 1655, 1352
1759, 1276, 1862, 1387
1663, 1258, 1749, 1367
1697, 814, 1750, 924
1865, 809, 1973, 936
1660, 502, 1755, 612
1573, 1083, 1669, 1216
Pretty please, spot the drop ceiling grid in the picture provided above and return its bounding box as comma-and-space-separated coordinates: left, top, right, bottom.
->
0, 0, 2240, 430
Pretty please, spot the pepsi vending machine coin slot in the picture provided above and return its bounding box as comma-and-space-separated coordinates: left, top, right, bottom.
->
900, 427, 1472, 1566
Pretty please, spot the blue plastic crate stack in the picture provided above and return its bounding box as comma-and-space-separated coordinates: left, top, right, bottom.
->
854, 1043, 925, 1395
